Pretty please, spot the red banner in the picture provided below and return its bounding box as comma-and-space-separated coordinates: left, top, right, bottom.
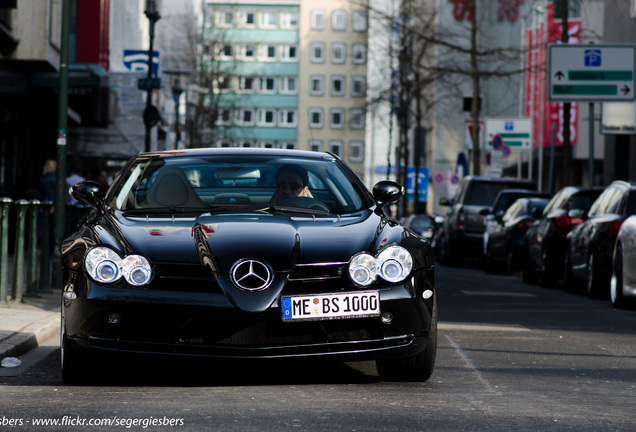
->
526, 3, 581, 147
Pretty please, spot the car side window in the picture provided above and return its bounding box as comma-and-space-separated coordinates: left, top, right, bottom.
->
502, 201, 522, 223
605, 187, 625, 215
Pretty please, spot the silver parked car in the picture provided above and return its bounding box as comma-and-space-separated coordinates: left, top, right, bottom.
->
611, 214, 636, 309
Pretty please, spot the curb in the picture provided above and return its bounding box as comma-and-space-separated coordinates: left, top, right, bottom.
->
0, 311, 60, 360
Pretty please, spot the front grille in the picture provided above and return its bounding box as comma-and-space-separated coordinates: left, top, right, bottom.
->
289, 263, 346, 281
152, 262, 222, 293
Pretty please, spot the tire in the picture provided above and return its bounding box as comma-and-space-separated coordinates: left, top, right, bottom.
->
504, 245, 514, 275
586, 253, 603, 299
376, 298, 437, 382
60, 315, 87, 385
562, 250, 578, 293
538, 248, 555, 288
610, 245, 630, 309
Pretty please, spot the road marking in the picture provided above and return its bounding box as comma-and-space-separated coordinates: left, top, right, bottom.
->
440, 322, 530, 332
461, 290, 535, 297
445, 334, 500, 394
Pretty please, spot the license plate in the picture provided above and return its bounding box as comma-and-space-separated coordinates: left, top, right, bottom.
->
281, 291, 380, 321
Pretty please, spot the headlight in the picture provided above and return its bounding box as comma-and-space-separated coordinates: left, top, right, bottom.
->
84, 247, 152, 286
348, 253, 377, 286
377, 245, 413, 283
348, 245, 413, 287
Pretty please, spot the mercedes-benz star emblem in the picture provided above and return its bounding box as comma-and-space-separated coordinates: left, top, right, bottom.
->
230, 259, 273, 291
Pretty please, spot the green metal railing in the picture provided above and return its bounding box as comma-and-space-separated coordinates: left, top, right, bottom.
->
0, 199, 68, 304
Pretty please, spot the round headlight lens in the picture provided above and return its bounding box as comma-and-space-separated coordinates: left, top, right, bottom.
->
85, 247, 122, 283
348, 253, 377, 286
122, 255, 152, 286
377, 246, 413, 283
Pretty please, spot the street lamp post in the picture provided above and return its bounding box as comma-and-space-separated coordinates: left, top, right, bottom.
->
143, 0, 161, 153
165, 70, 190, 149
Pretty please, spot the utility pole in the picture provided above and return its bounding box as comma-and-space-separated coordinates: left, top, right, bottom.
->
143, 0, 161, 153
561, 0, 573, 186
52, 0, 70, 290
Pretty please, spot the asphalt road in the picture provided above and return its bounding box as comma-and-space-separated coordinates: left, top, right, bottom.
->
2, 263, 636, 431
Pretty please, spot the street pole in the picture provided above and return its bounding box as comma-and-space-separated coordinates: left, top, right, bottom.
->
143, 0, 161, 153
52, 0, 70, 290
561, 0, 573, 186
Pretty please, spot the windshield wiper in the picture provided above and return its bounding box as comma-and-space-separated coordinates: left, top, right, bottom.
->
122, 207, 207, 215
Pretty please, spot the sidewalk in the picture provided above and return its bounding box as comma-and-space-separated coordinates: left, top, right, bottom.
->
0, 290, 61, 362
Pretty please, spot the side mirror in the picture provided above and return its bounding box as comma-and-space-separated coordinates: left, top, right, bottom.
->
479, 208, 491, 216
439, 197, 451, 207
372, 180, 404, 210
568, 209, 585, 219
70, 181, 104, 208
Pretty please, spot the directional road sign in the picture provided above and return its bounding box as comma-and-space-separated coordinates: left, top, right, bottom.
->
549, 44, 636, 102
485, 118, 532, 149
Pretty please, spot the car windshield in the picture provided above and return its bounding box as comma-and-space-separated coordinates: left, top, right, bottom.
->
410, 216, 435, 230
465, 182, 533, 207
106, 154, 368, 214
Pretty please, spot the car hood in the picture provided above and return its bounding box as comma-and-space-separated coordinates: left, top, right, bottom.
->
102, 210, 391, 312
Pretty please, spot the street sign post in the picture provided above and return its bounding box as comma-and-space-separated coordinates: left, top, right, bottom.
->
548, 44, 636, 102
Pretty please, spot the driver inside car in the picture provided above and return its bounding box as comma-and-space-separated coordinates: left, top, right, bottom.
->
270, 164, 314, 205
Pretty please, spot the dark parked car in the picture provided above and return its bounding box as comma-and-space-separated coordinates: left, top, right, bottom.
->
60, 148, 437, 383
481, 189, 551, 261
610, 215, 636, 309
483, 197, 550, 274
437, 176, 537, 265
523, 186, 603, 286
564, 181, 636, 298
403, 213, 444, 254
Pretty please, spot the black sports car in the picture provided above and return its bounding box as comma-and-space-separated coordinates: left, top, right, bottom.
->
60, 148, 437, 383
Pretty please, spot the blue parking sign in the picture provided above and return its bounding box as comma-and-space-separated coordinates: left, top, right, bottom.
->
406, 167, 429, 202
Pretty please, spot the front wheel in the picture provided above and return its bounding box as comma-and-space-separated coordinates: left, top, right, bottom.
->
610, 244, 630, 309
376, 298, 437, 382
60, 315, 87, 384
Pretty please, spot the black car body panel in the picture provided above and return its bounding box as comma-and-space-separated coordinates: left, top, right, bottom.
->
523, 186, 603, 286
60, 149, 436, 382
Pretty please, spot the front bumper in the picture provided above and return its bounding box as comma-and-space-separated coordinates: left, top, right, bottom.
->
63, 276, 433, 361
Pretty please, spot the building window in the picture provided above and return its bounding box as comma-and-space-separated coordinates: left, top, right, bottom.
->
309, 140, 323, 152
257, 109, 277, 126
350, 109, 365, 129
351, 76, 366, 97
238, 11, 256, 27
258, 141, 276, 148
260, 11, 278, 28
238, 76, 255, 93
310, 43, 325, 63
331, 76, 345, 96
352, 11, 367, 31
349, 141, 364, 162
331, 43, 346, 64
238, 44, 255, 60
259, 44, 277, 61
279, 142, 297, 150
332, 10, 347, 30
259, 77, 277, 93
216, 140, 233, 148
215, 75, 232, 92
217, 109, 232, 125
308, 108, 323, 128
311, 10, 325, 30
238, 140, 254, 148
310, 75, 324, 95
328, 141, 343, 157
352, 44, 367, 64
281, 45, 298, 62
281, 12, 299, 29
280, 77, 298, 94
218, 43, 233, 60
235, 108, 255, 126
279, 110, 298, 127
216, 11, 234, 28
330, 108, 345, 129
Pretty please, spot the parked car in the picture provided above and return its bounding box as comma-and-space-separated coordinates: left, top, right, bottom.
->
610, 215, 636, 309
60, 148, 437, 383
563, 181, 636, 298
403, 213, 444, 254
437, 176, 537, 266
523, 186, 603, 286
481, 189, 551, 261
483, 197, 550, 274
